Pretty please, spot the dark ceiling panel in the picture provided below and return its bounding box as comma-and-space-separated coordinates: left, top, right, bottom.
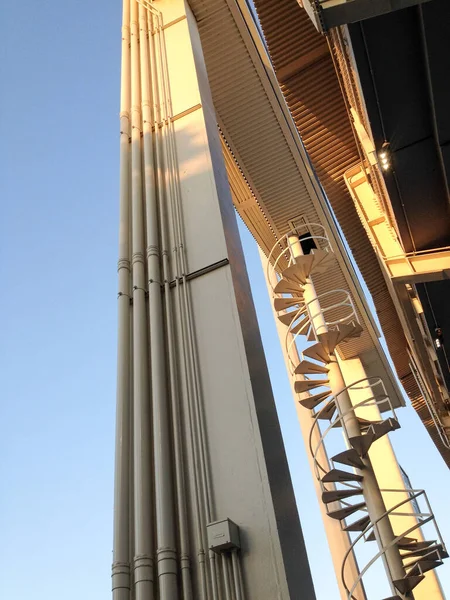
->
417, 280, 450, 391
359, 8, 431, 151
422, 0, 450, 147
349, 4, 450, 253
391, 138, 450, 250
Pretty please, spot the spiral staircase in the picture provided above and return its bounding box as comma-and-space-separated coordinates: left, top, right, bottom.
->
267, 224, 447, 599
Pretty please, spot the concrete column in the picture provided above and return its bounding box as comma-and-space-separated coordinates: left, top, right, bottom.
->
338, 355, 445, 600
157, 0, 316, 597
260, 247, 366, 600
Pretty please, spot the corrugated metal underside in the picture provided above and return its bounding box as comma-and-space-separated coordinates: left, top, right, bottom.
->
189, 0, 371, 359
253, 0, 450, 466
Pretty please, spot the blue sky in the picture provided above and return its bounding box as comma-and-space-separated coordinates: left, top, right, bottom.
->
1, 1, 449, 598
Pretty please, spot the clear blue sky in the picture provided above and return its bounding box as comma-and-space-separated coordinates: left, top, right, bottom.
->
1, 1, 449, 598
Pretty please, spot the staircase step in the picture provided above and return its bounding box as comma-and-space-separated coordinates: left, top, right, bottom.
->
393, 575, 425, 594
373, 417, 401, 438
294, 360, 329, 375
332, 448, 366, 469
356, 417, 382, 431
396, 537, 418, 549
317, 330, 341, 355
316, 400, 337, 421
294, 379, 329, 393
274, 297, 303, 311
317, 322, 363, 354
278, 311, 301, 327
404, 547, 443, 568
344, 514, 371, 532
334, 321, 363, 343
307, 327, 316, 342
322, 469, 363, 484
303, 342, 330, 364
349, 431, 376, 457
406, 558, 443, 577
281, 260, 314, 285
349, 418, 400, 457
291, 318, 310, 336
273, 278, 304, 295
310, 249, 334, 274
322, 488, 362, 504
299, 390, 331, 410
401, 542, 442, 559
328, 501, 366, 521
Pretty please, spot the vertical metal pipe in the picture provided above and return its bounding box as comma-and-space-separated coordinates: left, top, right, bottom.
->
222, 555, 232, 600
113, 2, 132, 599
150, 10, 210, 598
141, 9, 193, 599
139, 5, 179, 598
231, 550, 243, 600
209, 551, 220, 600
130, 2, 154, 599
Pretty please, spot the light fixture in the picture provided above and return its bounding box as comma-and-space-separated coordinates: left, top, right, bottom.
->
435, 327, 443, 350
378, 142, 391, 172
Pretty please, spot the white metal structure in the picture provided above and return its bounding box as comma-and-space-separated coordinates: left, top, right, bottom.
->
267, 225, 447, 598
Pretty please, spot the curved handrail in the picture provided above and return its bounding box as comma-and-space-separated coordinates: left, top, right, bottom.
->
308, 379, 392, 480
310, 393, 390, 479
266, 226, 333, 287
283, 289, 359, 372
301, 372, 445, 599
341, 488, 442, 599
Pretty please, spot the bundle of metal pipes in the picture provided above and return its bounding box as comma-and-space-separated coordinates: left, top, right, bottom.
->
112, 2, 247, 600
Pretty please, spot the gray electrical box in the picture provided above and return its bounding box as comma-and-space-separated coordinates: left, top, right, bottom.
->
207, 518, 241, 553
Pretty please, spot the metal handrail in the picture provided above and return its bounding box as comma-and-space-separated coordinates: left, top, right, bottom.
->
283, 289, 359, 372
301, 371, 444, 599
266, 226, 332, 286
308, 379, 393, 481
311, 393, 391, 479
342, 487, 444, 600
333, 377, 394, 448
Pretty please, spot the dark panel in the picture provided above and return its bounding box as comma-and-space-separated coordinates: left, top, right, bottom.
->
347, 22, 385, 146
322, 0, 431, 30
392, 138, 450, 250
359, 8, 431, 152
422, 0, 450, 146
417, 281, 450, 391
349, 5, 450, 252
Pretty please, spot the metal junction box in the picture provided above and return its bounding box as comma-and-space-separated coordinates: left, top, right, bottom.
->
207, 518, 241, 553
